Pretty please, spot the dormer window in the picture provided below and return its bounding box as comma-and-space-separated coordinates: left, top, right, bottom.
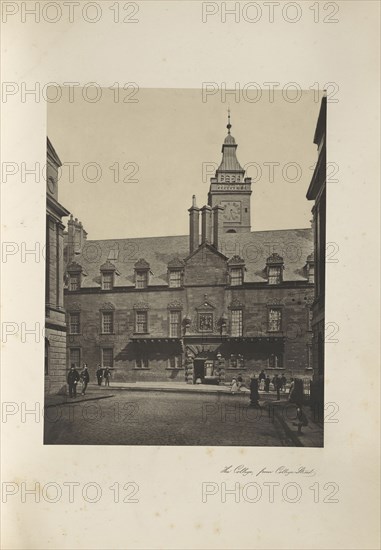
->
100, 261, 117, 291
230, 268, 243, 286
169, 271, 182, 288
134, 259, 150, 289
66, 261, 83, 291
102, 272, 114, 290
306, 253, 315, 284
266, 253, 284, 285
69, 273, 80, 291
228, 255, 245, 286
167, 258, 185, 288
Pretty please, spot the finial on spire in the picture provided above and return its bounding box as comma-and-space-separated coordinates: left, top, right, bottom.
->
192, 194, 197, 207
227, 107, 232, 134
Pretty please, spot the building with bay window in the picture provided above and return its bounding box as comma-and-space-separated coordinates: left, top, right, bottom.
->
63, 118, 314, 385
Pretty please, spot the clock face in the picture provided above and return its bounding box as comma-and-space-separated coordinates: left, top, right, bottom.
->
221, 201, 241, 222
47, 176, 56, 195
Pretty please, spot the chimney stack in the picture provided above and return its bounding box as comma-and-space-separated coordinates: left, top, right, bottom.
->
66, 214, 87, 264
201, 205, 212, 244
188, 195, 200, 253
212, 205, 224, 251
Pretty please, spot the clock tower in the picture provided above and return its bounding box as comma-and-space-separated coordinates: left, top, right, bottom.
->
208, 112, 252, 233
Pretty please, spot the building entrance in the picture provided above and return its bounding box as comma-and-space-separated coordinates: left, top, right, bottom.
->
193, 359, 205, 383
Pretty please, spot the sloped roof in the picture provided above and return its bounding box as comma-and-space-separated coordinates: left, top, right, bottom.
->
217, 135, 245, 173
68, 228, 313, 288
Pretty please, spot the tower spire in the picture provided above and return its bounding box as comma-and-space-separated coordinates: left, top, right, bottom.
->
227, 107, 232, 134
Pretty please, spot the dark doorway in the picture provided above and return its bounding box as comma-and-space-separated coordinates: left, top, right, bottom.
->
193, 359, 205, 383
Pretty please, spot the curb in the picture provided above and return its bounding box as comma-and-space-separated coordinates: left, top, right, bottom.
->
263, 402, 304, 447
102, 385, 251, 396
45, 394, 115, 409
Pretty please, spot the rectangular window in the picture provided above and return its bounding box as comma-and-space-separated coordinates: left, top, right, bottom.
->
230, 268, 243, 286
102, 272, 113, 290
69, 273, 80, 290
231, 310, 243, 337
135, 311, 148, 333
308, 264, 315, 284
168, 356, 183, 369
69, 312, 80, 334
268, 308, 282, 332
169, 310, 181, 337
136, 270, 148, 289
102, 348, 113, 368
269, 353, 283, 368
268, 266, 281, 285
102, 311, 114, 334
169, 270, 182, 288
69, 348, 80, 369
136, 358, 149, 369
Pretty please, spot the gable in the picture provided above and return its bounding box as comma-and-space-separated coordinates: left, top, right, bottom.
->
184, 245, 228, 286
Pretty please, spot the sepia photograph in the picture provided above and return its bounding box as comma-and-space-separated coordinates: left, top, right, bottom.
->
44, 88, 326, 447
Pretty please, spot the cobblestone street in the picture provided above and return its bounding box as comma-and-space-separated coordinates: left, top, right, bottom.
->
44, 390, 296, 446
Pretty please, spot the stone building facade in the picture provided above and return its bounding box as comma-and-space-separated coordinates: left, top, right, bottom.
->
307, 95, 326, 406
63, 120, 314, 385
45, 138, 70, 394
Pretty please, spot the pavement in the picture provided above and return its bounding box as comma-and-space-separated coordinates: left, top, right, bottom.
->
44, 382, 323, 447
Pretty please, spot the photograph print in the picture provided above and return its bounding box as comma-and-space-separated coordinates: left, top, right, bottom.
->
44, 87, 326, 447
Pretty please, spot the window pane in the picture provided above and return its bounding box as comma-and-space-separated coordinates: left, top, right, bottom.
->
102, 348, 113, 368
269, 353, 283, 368
70, 348, 80, 369
102, 312, 113, 333
169, 271, 182, 288
69, 274, 79, 290
136, 311, 147, 333
230, 268, 243, 286
169, 356, 182, 369
268, 309, 282, 331
102, 272, 113, 290
231, 310, 243, 337
268, 266, 281, 285
136, 271, 147, 288
169, 310, 181, 337
69, 313, 80, 334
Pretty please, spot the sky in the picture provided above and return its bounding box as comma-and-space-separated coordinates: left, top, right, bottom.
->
48, 88, 323, 240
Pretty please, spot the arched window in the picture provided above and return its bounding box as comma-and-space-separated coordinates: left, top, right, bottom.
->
226, 229, 236, 234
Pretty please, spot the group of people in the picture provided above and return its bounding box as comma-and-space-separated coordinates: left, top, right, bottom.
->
231, 371, 288, 401
67, 363, 90, 398
96, 365, 112, 387
66, 363, 112, 398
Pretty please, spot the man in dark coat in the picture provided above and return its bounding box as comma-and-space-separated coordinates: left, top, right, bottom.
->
264, 376, 270, 392
249, 376, 260, 408
259, 370, 266, 381
96, 365, 103, 386
67, 364, 80, 398
80, 364, 90, 395
275, 374, 282, 401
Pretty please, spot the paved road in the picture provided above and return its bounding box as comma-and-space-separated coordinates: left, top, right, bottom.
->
44, 390, 295, 446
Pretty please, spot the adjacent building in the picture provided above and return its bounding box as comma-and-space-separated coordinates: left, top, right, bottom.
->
307, 95, 327, 407
45, 138, 70, 394
63, 119, 315, 385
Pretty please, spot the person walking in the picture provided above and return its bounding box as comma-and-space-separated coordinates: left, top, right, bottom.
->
275, 374, 282, 401
264, 375, 270, 393
96, 365, 103, 386
259, 370, 266, 391
104, 367, 111, 387
67, 364, 80, 398
231, 378, 238, 394
249, 376, 260, 408
80, 363, 90, 395
281, 374, 287, 393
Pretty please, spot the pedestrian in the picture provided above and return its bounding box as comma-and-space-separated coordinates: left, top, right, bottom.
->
281, 374, 287, 392
104, 367, 111, 387
96, 365, 103, 386
249, 376, 260, 408
264, 375, 270, 393
275, 374, 282, 401
272, 375, 277, 391
237, 374, 246, 391
80, 363, 90, 395
259, 370, 266, 382
231, 378, 238, 394
67, 363, 80, 398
